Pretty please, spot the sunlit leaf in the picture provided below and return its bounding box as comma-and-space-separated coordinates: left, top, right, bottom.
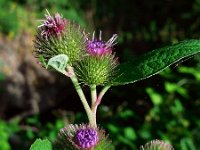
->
146, 88, 163, 105
108, 39, 200, 86
124, 127, 137, 140
47, 54, 69, 74
30, 139, 52, 150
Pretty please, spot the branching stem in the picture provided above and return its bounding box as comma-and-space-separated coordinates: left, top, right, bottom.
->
92, 86, 111, 117
67, 66, 96, 127
65, 66, 111, 128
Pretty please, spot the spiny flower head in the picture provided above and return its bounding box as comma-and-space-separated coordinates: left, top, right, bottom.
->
86, 31, 118, 56
74, 31, 119, 85
140, 140, 174, 150
55, 124, 111, 150
34, 11, 87, 66
38, 10, 67, 39
74, 54, 118, 85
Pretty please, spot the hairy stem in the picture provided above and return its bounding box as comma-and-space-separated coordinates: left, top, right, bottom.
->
90, 84, 97, 127
92, 86, 111, 117
67, 66, 96, 127
90, 84, 97, 106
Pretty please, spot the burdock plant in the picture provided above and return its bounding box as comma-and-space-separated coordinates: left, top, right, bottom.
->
140, 140, 174, 150
30, 10, 200, 150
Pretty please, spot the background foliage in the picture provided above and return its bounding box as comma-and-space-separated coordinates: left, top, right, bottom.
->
0, 0, 200, 149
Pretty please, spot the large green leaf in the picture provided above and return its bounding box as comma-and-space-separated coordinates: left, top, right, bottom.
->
30, 139, 52, 150
109, 39, 200, 86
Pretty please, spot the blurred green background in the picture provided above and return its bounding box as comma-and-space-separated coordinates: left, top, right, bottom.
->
1, 0, 200, 149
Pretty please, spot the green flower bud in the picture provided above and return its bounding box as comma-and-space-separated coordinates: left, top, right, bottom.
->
140, 139, 174, 150
74, 54, 118, 86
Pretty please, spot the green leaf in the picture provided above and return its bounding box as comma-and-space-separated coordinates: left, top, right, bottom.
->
180, 137, 196, 150
165, 82, 188, 98
47, 54, 69, 74
109, 39, 200, 86
30, 139, 52, 150
146, 88, 163, 105
178, 66, 200, 80
124, 127, 137, 140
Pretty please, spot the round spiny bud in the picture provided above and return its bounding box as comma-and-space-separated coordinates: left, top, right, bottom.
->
140, 139, 174, 150
54, 124, 111, 150
33, 10, 87, 66
74, 54, 118, 85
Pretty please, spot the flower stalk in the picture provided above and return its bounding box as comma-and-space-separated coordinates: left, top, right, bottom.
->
67, 65, 96, 127
67, 65, 110, 128
90, 84, 97, 106
92, 86, 111, 116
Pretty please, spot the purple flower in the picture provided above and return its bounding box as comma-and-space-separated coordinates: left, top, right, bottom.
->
75, 128, 98, 148
38, 10, 67, 39
86, 31, 118, 56
56, 124, 109, 149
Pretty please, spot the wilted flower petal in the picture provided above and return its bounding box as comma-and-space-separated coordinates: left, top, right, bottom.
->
34, 11, 87, 67
38, 10, 67, 39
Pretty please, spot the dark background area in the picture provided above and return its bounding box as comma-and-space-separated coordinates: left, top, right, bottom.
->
0, 0, 200, 149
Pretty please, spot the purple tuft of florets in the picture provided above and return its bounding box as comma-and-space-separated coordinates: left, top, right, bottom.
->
38, 10, 67, 39
75, 128, 98, 148
57, 124, 109, 149
86, 31, 118, 56
87, 40, 108, 55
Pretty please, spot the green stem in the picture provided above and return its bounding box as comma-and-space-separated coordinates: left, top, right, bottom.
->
90, 84, 97, 106
67, 66, 96, 127
90, 84, 97, 127
92, 86, 111, 117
